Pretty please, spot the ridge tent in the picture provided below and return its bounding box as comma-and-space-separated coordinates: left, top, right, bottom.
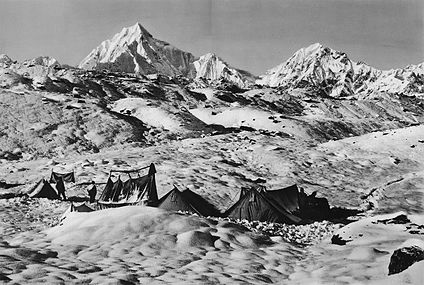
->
264, 185, 330, 220
26, 179, 59, 199
50, 171, 75, 183
60, 202, 95, 222
224, 187, 303, 224
265, 185, 302, 214
225, 185, 331, 224
70, 202, 95, 212
157, 186, 221, 217
97, 163, 158, 209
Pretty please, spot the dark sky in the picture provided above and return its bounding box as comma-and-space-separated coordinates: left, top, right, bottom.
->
0, 0, 422, 74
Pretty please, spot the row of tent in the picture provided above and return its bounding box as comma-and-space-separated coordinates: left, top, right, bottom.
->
26, 164, 343, 224
90, 163, 332, 224
152, 184, 331, 224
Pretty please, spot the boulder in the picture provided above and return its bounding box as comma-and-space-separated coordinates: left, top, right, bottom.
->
388, 245, 424, 275
331, 234, 350, 245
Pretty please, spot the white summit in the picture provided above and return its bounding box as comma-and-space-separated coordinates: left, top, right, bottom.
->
193, 53, 253, 88
78, 22, 196, 77
257, 43, 424, 97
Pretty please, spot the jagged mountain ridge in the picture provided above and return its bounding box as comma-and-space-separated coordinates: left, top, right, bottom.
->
78, 23, 253, 87
79, 23, 196, 77
4, 23, 423, 95
367, 62, 424, 95
257, 43, 424, 97
78, 25, 423, 94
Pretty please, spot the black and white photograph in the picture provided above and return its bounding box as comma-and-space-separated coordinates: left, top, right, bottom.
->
0, 0, 423, 284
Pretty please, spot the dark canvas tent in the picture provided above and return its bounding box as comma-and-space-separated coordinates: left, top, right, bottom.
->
268, 185, 330, 221
157, 187, 220, 217
50, 171, 75, 183
224, 187, 303, 224
265, 185, 302, 214
60, 202, 95, 223
225, 185, 331, 224
26, 179, 59, 199
97, 163, 158, 209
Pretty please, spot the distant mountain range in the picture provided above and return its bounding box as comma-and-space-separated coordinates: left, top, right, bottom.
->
1, 22, 422, 95
78, 23, 423, 96
0, 23, 423, 161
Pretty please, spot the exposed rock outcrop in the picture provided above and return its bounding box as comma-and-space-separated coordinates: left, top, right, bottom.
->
388, 246, 424, 275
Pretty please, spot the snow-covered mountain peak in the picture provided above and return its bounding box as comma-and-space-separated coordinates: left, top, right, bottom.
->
110, 22, 153, 47
258, 43, 424, 97
288, 43, 350, 67
200, 52, 219, 60
78, 22, 196, 76
129, 22, 152, 37
193, 53, 254, 88
294, 42, 324, 58
287, 43, 345, 64
194, 53, 227, 70
256, 43, 356, 96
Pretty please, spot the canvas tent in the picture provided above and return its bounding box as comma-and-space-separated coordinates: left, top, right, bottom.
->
50, 171, 75, 183
97, 163, 158, 209
60, 202, 95, 223
157, 186, 221, 217
70, 202, 94, 212
265, 185, 301, 214
225, 186, 303, 224
49, 170, 76, 201
224, 185, 330, 224
26, 179, 59, 199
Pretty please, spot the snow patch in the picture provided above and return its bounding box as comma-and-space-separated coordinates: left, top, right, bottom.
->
189, 106, 303, 136
111, 98, 182, 131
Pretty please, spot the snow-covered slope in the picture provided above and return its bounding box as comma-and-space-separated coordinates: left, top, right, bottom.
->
257, 43, 424, 97
78, 23, 196, 77
193, 53, 254, 88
